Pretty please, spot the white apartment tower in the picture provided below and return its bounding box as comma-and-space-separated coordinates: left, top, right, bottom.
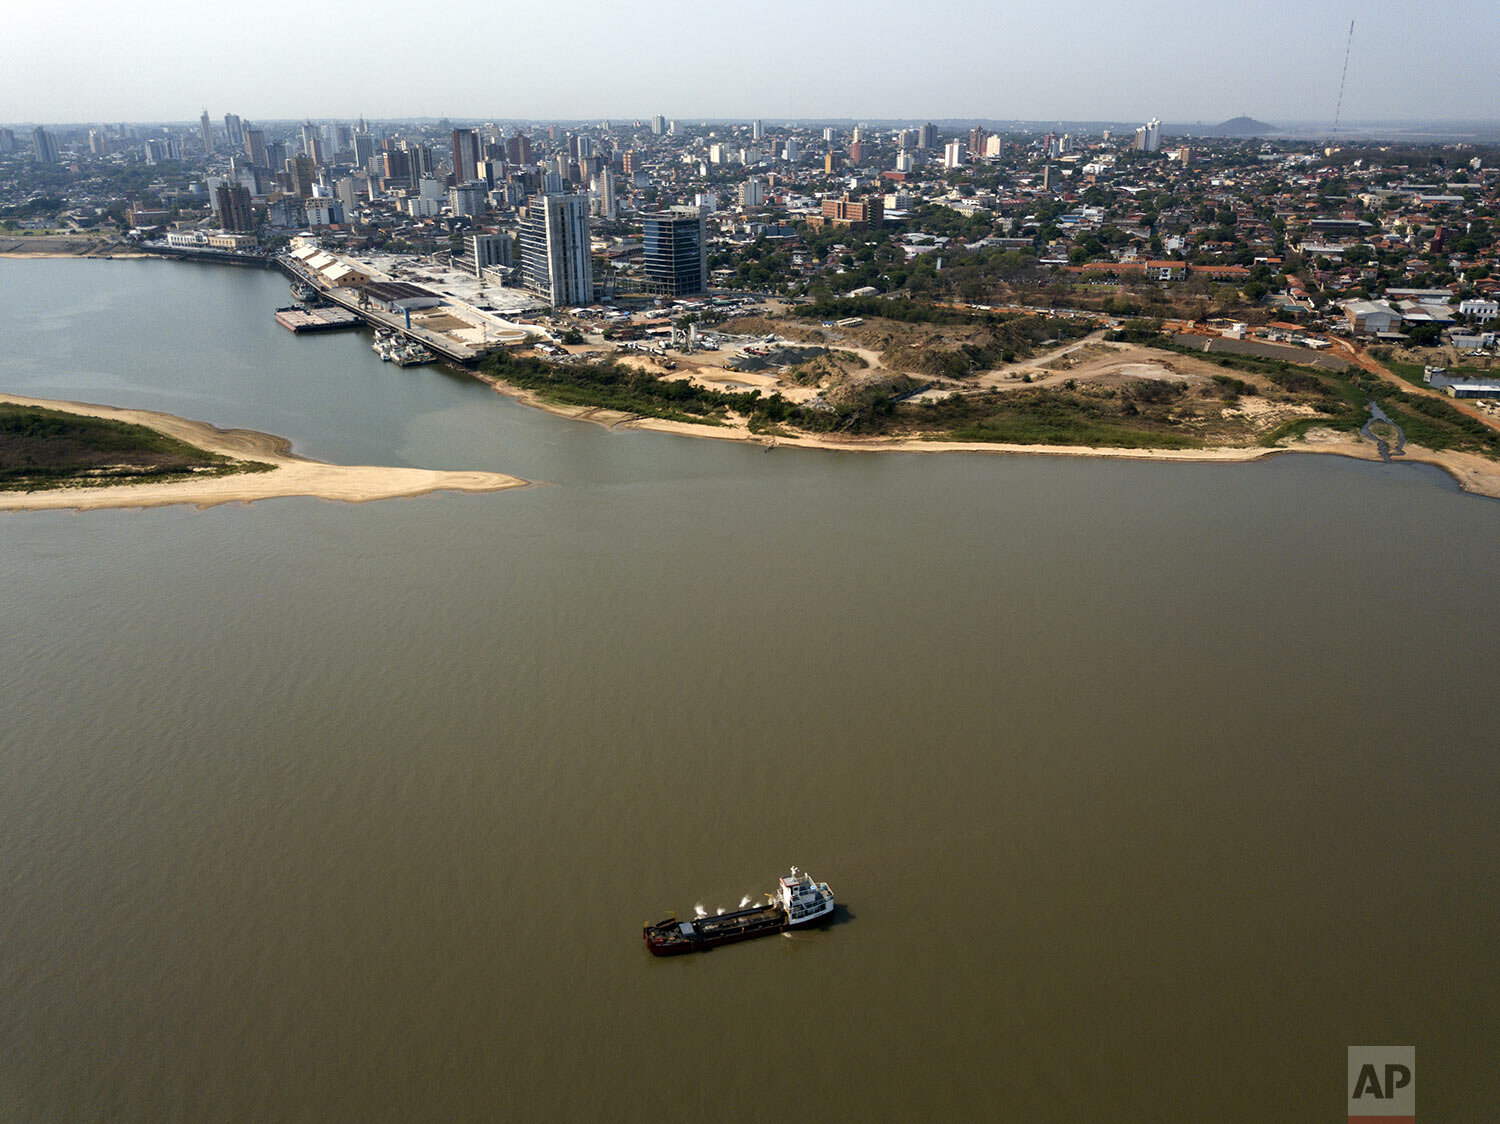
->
1134, 118, 1161, 153
521, 193, 594, 306
592, 170, 618, 220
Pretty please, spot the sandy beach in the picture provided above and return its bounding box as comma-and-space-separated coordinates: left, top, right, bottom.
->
474, 372, 1500, 499
0, 394, 529, 512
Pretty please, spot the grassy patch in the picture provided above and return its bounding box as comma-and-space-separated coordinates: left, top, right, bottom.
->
898, 387, 1199, 449
1378, 395, 1500, 456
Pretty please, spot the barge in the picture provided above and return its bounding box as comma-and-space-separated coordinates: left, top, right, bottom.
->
643, 867, 834, 956
275, 305, 361, 333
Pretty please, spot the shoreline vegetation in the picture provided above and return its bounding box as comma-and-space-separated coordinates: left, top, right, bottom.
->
477, 365, 1500, 499
0, 395, 528, 512
471, 321, 1500, 500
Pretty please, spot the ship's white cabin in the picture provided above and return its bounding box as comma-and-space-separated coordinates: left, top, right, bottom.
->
779, 866, 835, 925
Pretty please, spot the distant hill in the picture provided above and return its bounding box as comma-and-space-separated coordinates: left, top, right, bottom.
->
1203, 116, 1277, 137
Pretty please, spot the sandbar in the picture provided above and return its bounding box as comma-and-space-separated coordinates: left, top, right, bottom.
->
0, 394, 529, 512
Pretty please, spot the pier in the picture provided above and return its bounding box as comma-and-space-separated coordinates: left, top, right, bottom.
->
274, 254, 500, 366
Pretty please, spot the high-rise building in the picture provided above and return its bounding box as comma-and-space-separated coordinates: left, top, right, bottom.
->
968, 126, 988, 155
824, 152, 842, 174
651, 115, 666, 136
381, 148, 410, 183
452, 128, 480, 184
199, 109, 215, 154
245, 128, 267, 167
783, 137, 799, 162
214, 182, 254, 231
223, 113, 244, 147
521, 194, 593, 306
823, 127, 835, 143
406, 142, 436, 180
1134, 118, 1161, 153
32, 126, 60, 164
449, 181, 487, 218
943, 140, 966, 169
0, 128, 20, 155
506, 132, 533, 165
984, 135, 1004, 158
301, 121, 318, 158
739, 177, 767, 207
751, 119, 763, 141
464, 232, 513, 277
289, 155, 317, 198
353, 130, 374, 168
848, 141, 863, 166
335, 176, 362, 216
917, 123, 936, 150
642, 207, 708, 297
477, 158, 506, 188
592, 170, 617, 220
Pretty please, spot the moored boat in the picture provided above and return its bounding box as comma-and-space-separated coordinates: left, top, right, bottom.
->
643, 867, 834, 956
392, 341, 436, 367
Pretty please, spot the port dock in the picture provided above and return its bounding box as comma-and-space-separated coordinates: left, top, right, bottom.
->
274, 246, 539, 367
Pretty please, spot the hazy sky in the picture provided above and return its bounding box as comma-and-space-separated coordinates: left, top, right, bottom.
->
6, 0, 1497, 125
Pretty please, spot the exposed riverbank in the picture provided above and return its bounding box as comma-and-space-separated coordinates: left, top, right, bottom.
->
0, 235, 145, 259
0, 394, 529, 512
474, 372, 1500, 499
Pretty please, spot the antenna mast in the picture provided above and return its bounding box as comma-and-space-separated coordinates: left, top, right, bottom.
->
1330, 19, 1355, 151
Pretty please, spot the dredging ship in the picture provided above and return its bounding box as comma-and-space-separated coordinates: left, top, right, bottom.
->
642, 867, 834, 956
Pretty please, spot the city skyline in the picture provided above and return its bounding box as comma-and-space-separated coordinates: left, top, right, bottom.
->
3, 1, 1497, 125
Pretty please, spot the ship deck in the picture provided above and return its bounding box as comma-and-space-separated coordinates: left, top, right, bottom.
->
690, 903, 782, 937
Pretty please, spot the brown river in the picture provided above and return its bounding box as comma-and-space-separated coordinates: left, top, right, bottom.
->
1, 260, 1496, 1121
